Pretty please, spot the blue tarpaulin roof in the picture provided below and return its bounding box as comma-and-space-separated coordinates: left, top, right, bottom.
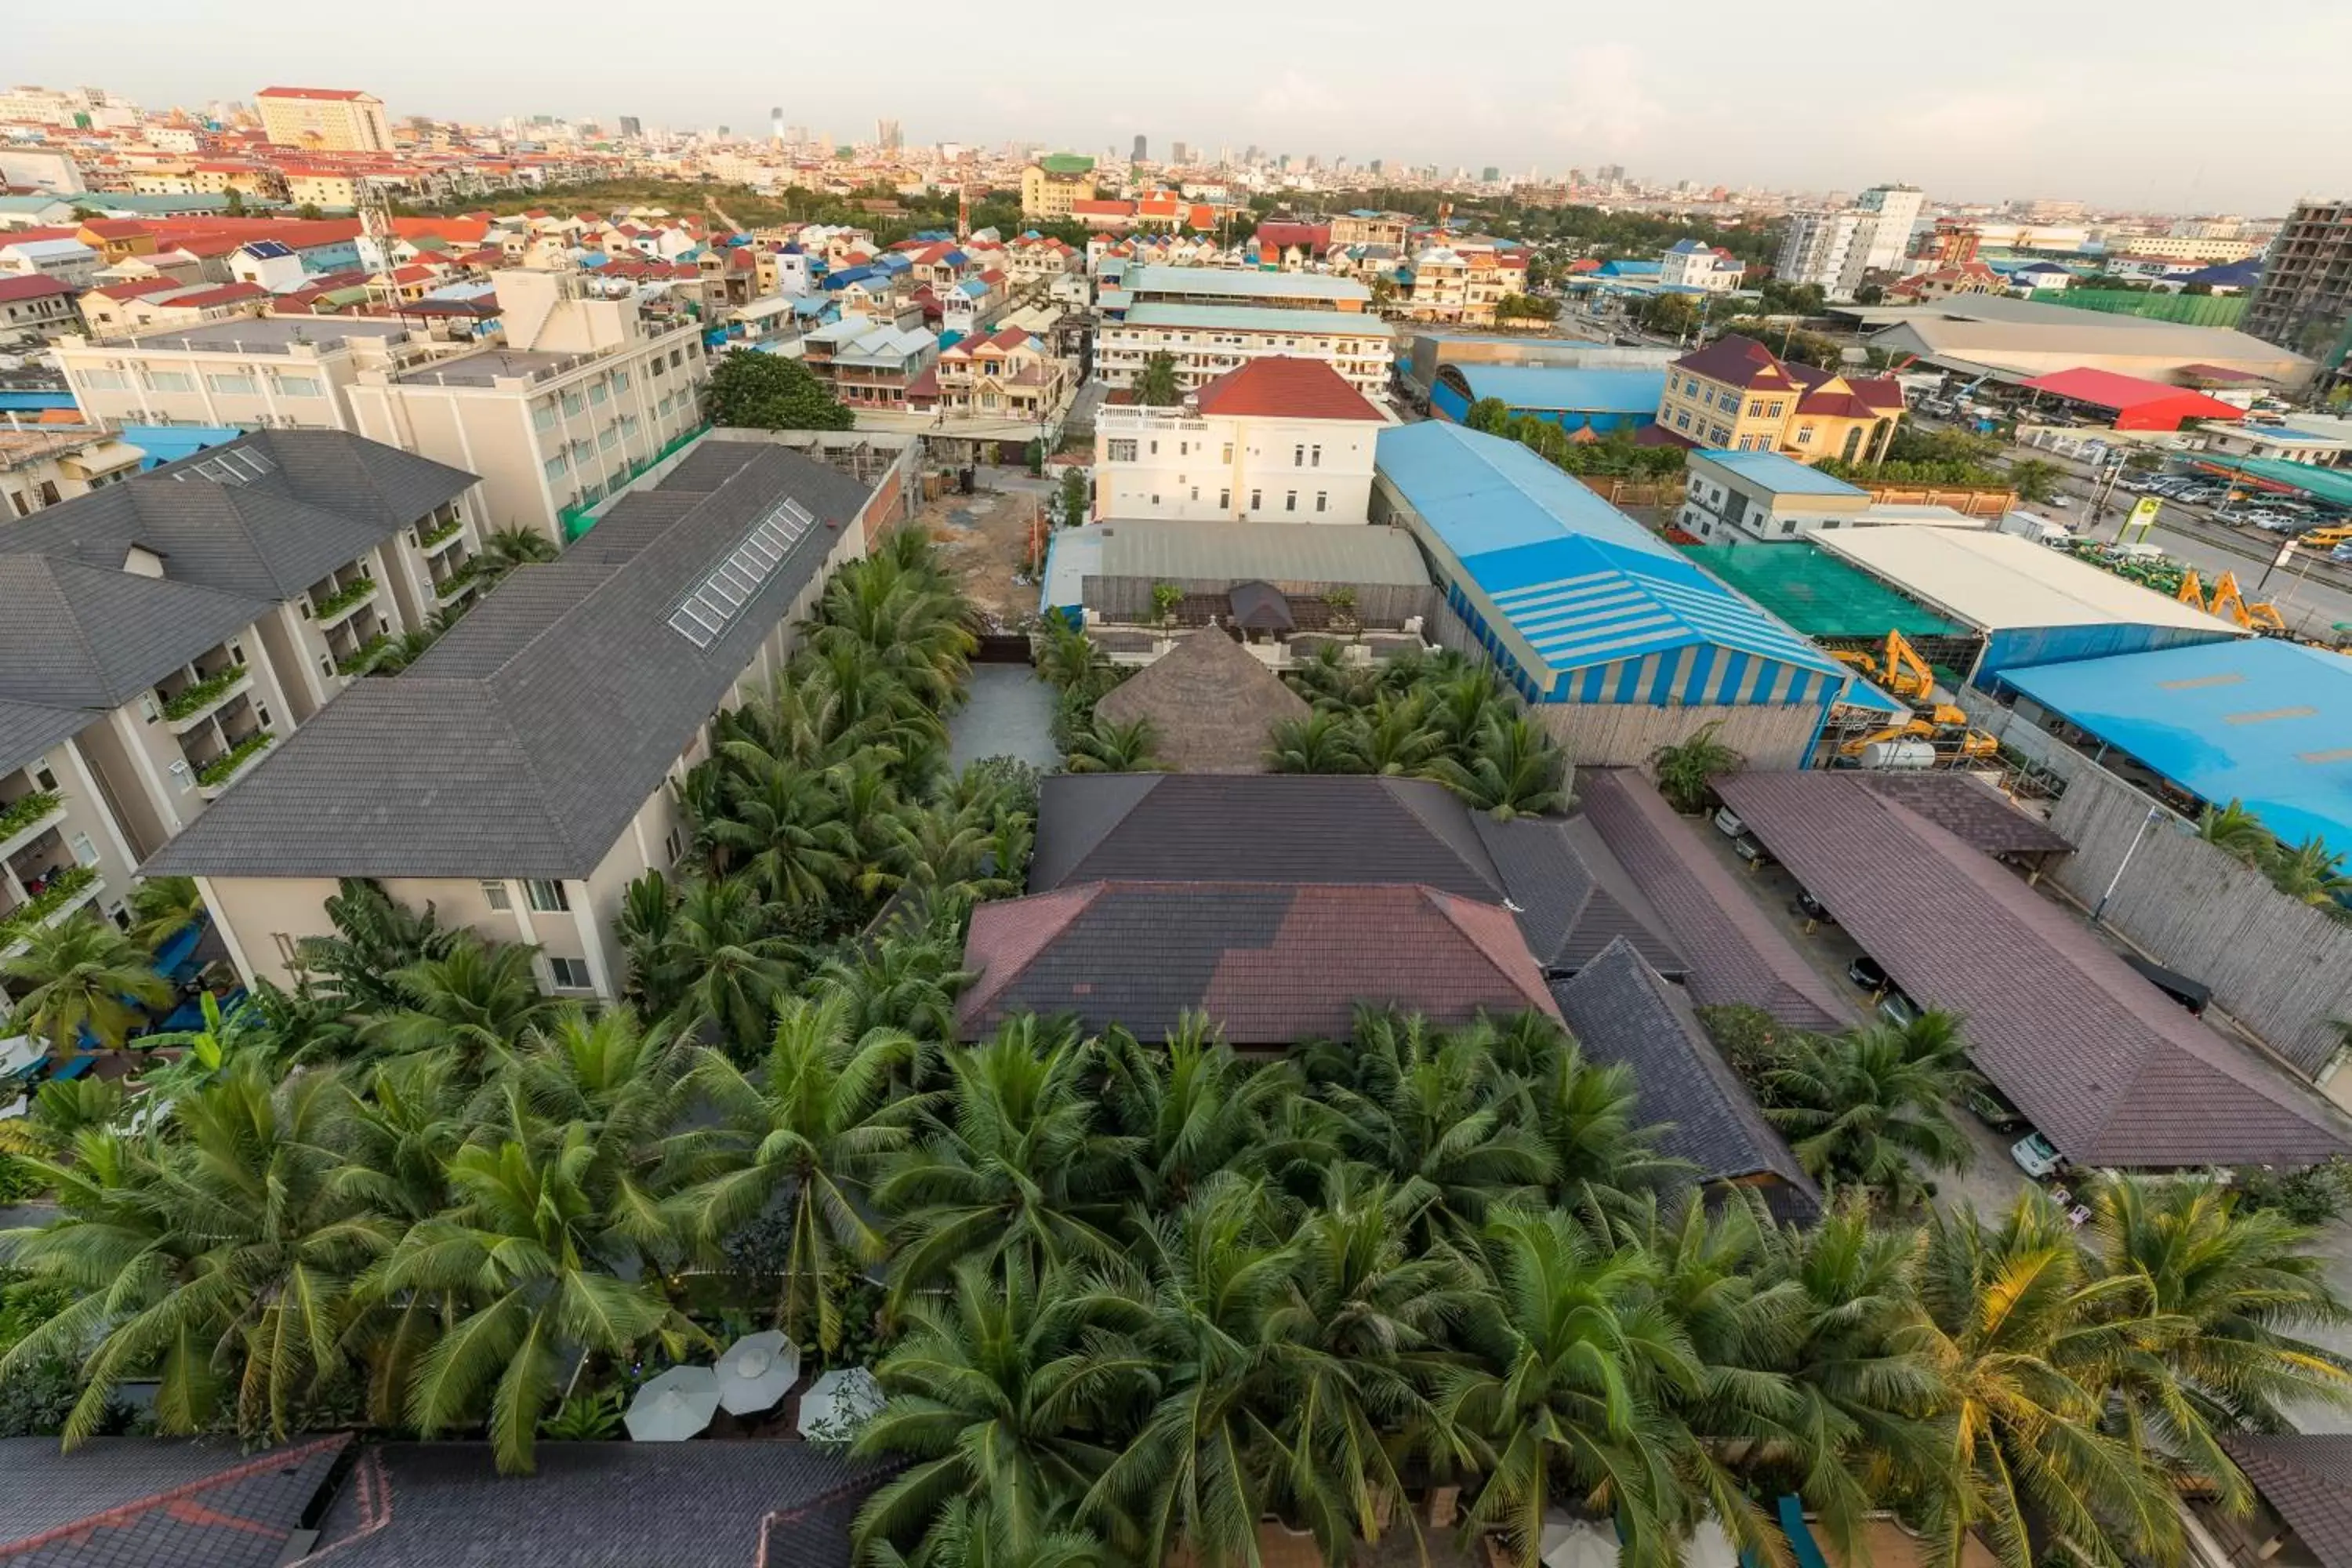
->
1447, 365, 1666, 415
1997, 639, 2352, 848
117, 426, 241, 470
0, 391, 77, 412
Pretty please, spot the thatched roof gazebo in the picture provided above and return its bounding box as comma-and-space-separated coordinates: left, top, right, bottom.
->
1094, 628, 1309, 775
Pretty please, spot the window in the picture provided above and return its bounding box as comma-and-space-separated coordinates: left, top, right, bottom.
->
547, 956, 593, 990
525, 879, 570, 913
619, 414, 640, 438
1311, 445, 1322, 467
1766, 401, 1784, 417
1221, 443, 1233, 462
1108, 438, 1138, 463
588, 382, 609, 406
597, 424, 619, 450
1779, 519, 1798, 535
481, 880, 512, 911
1294, 444, 1305, 466
663, 829, 684, 865
1796, 426, 1814, 445
612, 369, 630, 391
1218, 488, 1230, 510
1315, 492, 1328, 513
1189, 485, 1199, 501
79, 370, 126, 391
544, 452, 568, 479
532, 401, 557, 430
1674, 412, 1690, 431
1178, 441, 1189, 456
670, 349, 684, 368
151, 372, 194, 392
561, 391, 585, 416
168, 760, 193, 793
33, 766, 56, 792
1249, 489, 1261, 510
1149, 440, 1158, 455
1284, 491, 1297, 512
205, 373, 258, 396
278, 376, 321, 397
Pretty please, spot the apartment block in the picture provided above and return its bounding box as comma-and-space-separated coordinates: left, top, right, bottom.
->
255, 87, 393, 153
1097, 304, 1394, 400
1659, 239, 1744, 293
0, 430, 483, 994
1020, 155, 1097, 220
1774, 209, 1879, 299
2246, 198, 2352, 390
150, 439, 906, 1004
1856, 184, 1926, 273
1094, 357, 1386, 524
1120, 264, 1372, 314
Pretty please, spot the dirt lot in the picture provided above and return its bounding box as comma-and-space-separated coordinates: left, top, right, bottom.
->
914, 485, 1047, 628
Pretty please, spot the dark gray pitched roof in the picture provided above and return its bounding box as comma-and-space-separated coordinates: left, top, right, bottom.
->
1713, 771, 2351, 1169
315, 1441, 880, 1568
2221, 1435, 2352, 1567
1551, 938, 1817, 1220
147, 442, 875, 880
0, 557, 270, 710
1027, 774, 1505, 896
1853, 772, 2074, 857
2, 429, 474, 600
0, 1433, 347, 1568
0, 699, 92, 778
1576, 769, 1855, 1032
1475, 815, 1688, 976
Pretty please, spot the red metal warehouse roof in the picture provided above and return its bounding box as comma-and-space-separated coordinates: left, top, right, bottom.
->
2020, 368, 2247, 432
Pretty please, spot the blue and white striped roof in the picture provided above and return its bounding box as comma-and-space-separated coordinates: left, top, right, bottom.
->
1379, 423, 1864, 699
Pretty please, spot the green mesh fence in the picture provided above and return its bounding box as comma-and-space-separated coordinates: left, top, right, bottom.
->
2027, 289, 2249, 328
1678, 543, 1965, 640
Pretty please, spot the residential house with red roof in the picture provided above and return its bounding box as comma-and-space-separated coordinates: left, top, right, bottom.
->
1092, 355, 1390, 524
910, 327, 1072, 423
1655, 333, 1906, 463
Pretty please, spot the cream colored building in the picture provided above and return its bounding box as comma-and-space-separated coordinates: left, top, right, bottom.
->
2, 427, 143, 519
1094, 356, 1388, 524
255, 87, 392, 152
1097, 303, 1394, 400
1021, 155, 1097, 220
151, 440, 906, 1004
2104, 233, 2263, 263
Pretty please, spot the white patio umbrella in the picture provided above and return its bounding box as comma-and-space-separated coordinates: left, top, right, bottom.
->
1537, 1515, 1619, 1568
624, 1365, 722, 1443
1683, 1519, 1740, 1568
713, 1330, 801, 1416
796, 1366, 883, 1440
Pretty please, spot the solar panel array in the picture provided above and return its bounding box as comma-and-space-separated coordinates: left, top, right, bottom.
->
170, 446, 278, 486
665, 496, 818, 649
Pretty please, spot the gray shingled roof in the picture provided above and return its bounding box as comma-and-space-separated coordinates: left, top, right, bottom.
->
0, 556, 271, 710
1851, 772, 2074, 858
1551, 938, 1817, 1221
147, 442, 875, 880
1576, 769, 1856, 1032
1475, 815, 1689, 976
0, 698, 92, 778
1713, 771, 2350, 1169
0, 1433, 347, 1568
0, 429, 474, 601
2221, 1435, 2352, 1568
315, 1441, 880, 1568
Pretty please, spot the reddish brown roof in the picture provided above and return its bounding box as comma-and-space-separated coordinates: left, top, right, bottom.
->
955, 880, 1561, 1044
1575, 769, 1853, 1031
1671, 334, 1798, 393
0, 274, 71, 303
257, 85, 373, 100
1192, 355, 1384, 422
1786, 361, 1906, 412
1711, 771, 2350, 1169
2221, 1436, 2352, 1568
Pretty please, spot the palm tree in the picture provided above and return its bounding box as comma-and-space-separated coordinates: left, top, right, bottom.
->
2195, 798, 2273, 865
1437, 1208, 1694, 1568
368, 1112, 696, 1475
699, 753, 855, 908
0, 915, 172, 1058
475, 526, 560, 582
355, 612, 452, 676
654, 875, 801, 1052
1451, 714, 1567, 819
1652, 722, 1743, 815
814, 927, 974, 1046
1906, 1192, 2184, 1568
1264, 710, 1365, 774
292, 877, 463, 1018
874, 1018, 1137, 1300
673, 993, 920, 1349
361, 935, 557, 1065
1099, 1015, 1289, 1208
1759, 1018, 1976, 1208
1035, 619, 1107, 692
1356, 691, 1445, 777
854, 1258, 1145, 1563
127, 875, 206, 952
2266, 835, 2352, 910
2, 1064, 393, 1445
1065, 716, 1162, 774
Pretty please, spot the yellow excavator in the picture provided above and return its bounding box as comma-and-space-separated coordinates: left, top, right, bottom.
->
1837, 703, 1998, 763
2177, 569, 2288, 633
1829, 630, 1938, 702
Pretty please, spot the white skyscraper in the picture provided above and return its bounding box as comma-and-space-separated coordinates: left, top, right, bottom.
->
1857, 184, 1926, 272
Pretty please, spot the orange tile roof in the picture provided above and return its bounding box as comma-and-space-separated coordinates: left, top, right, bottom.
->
1192, 356, 1385, 422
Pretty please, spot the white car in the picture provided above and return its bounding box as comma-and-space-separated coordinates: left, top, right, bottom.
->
2011, 1131, 2064, 1178
1711, 806, 1746, 839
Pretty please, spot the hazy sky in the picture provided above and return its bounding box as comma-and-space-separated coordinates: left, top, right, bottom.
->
15, 0, 2348, 214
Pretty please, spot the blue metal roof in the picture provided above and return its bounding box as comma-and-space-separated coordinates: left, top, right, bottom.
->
1698, 449, 1871, 498
1450, 365, 1665, 415
117, 425, 241, 470
1997, 639, 2352, 849
1379, 423, 1857, 691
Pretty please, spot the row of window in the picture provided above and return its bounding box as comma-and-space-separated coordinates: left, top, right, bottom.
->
81, 368, 321, 398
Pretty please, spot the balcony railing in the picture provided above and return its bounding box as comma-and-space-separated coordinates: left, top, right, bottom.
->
416, 517, 465, 552
162, 668, 251, 730
335, 633, 394, 677
434, 560, 483, 601
196, 731, 273, 795
310, 578, 379, 628
0, 864, 102, 952
0, 792, 65, 860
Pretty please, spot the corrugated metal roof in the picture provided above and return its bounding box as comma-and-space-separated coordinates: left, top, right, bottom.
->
1997, 638, 2352, 849
1450, 365, 1666, 413
1693, 448, 1869, 498
1123, 264, 1371, 303
1087, 518, 1429, 586
1813, 526, 2251, 637
1118, 303, 1391, 337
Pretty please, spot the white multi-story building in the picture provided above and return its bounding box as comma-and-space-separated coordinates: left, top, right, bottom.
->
1094, 356, 1389, 524
1660, 239, 1744, 293
1775, 209, 1880, 300
255, 87, 393, 153
1097, 304, 1393, 401
1857, 184, 1926, 272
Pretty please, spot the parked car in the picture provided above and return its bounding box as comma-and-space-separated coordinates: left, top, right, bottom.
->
1879, 989, 1922, 1025
1732, 834, 1774, 868
1847, 953, 1889, 992
1967, 1083, 2031, 1132
1711, 806, 1746, 839
2012, 1131, 2065, 1178
1790, 889, 1835, 924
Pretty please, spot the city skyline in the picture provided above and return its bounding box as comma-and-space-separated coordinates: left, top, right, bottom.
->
11, 0, 2350, 213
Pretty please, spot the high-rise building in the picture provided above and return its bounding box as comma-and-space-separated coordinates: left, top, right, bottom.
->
1133, 134, 1148, 162
771, 107, 784, 143
2246, 198, 2352, 390
1368, 158, 1383, 176
1857, 184, 1926, 272
616, 115, 642, 138
1481, 165, 1500, 183
1170, 140, 1189, 164
877, 118, 903, 151
254, 86, 391, 151
1776, 209, 1880, 300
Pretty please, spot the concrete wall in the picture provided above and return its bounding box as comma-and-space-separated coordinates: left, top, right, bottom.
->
1959, 691, 2352, 1091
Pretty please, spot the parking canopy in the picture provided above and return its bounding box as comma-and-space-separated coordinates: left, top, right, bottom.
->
2190, 452, 2352, 510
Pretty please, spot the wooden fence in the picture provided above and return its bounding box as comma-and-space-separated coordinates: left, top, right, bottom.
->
1961, 691, 2352, 1080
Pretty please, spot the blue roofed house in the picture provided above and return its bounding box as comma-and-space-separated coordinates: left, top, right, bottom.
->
1429, 365, 1664, 434
1372, 422, 1885, 767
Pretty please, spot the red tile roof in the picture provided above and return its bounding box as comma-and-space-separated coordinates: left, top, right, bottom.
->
1671, 334, 1798, 393
257, 86, 373, 100
88, 276, 183, 301
0, 274, 72, 303
1192, 355, 1384, 422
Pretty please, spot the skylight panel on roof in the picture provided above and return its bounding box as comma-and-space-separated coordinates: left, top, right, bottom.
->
664, 496, 818, 649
